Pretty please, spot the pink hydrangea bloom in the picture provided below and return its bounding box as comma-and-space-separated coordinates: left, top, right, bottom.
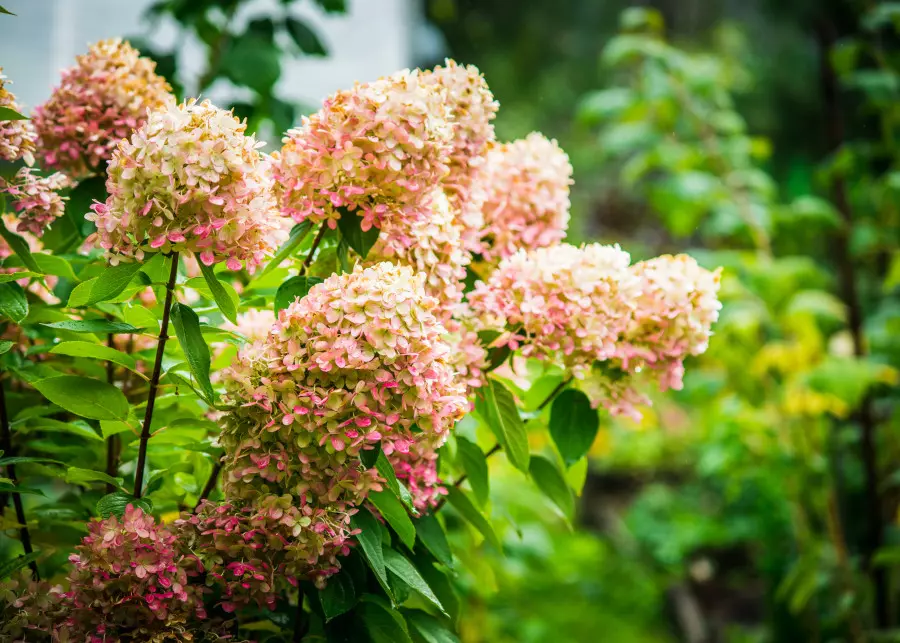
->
87, 99, 288, 270
444, 313, 488, 394
0, 572, 69, 640
365, 189, 469, 322
479, 133, 573, 262
32, 38, 172, 178
275, 69, 453, 231
617, 254, 722, 390
0, 68, 36, 165
387, 441, 447, 512
422, 60, 497, 252
223, 308, 276, 344
468, 243, 638, 372
1, 167, 70, 237
63, 505, 206, 638
578, 364, 651, 422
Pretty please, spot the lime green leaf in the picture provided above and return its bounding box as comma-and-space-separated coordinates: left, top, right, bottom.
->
408, 612, 460, 643
337, 209, 380, 258
65, 467, 124, 489
50, 341, 141, 374
67, 262, 143, 307
0, 282, 28, 323
0, 553, 41, 582
445, 487, 501, 552
0, 6, 17, 17
549, 389, 599, 466
171, 303, 215, 403
123, 304, 159, 333
24, 417, 104, 442
0, 456, 64, 467
97, 491, 152, 518
351, 510, 392, 598
0, 221, 40, 271
529, 455, 575, 521
0, 340, 12, 354
414, 514, 453, 568
455, 436, 489, 507
32, 375, 129, 420
198, 262, 238, 324
358, 597, 412, 643
42, 320, 144, 334
318, 569, 357, 621
0, 481, 44, 496
368, 489, 415, 549
0, 106, 26, 120
476, 378, 529, 473
256, 221, 312, 279
275, 275, 323, 313
383, 549, 445, 614
375, 451, 415, 511
0, 271, 39, 283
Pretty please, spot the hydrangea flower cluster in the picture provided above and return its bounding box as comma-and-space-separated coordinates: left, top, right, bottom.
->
365, 189, 469, 321
62, 505, 207, 638
391, 442, 447, 512
468, 243, 639, 372
617, 254, 723, 390
32, 38, 172, 178
87, 99, 288, 270
478, 133, 573, 262
0, 68, 36, 165
421, 60, 497, 252
275, 69, 453, 232
1, 167, 70, 237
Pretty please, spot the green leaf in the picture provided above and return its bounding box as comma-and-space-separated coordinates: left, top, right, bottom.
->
358, 598, 413, 643
529, 455, 575, 520
171, 303, 215, 403
221, 34, 280, 93
368, 489, 415, 549
351, 510, 391, 598
67, 262, 143, 307
445, 487, 501, 551
24, 417, 104, 442
197, 262, 238, 324
286, 17, 328, 55
42, 320, 144, 334
408, 612, 460, 643
337, 209, 380, 258
383, 549, 445, 614
97, 491, 152, 518
123, 304, 159, 333
455, 436, 489, 507
0, 271, 39, 283
414, 514, 453, 568
0, 105, 26, 120
0, 456, 64, 467
549, 389, 599, 466
0, 481, 44, 496
374, 451, 416, 511
275, 275, 324, 313
360, 443, 382, 469
32, 375, 129, 420
50, 341, 140, 373
65, 467, 124, 490
0, 340, 12, 354
0, 6, 17, 17
0, 282, 28, 324
0, 553, 41, 582
476, 378, 529, 473
257, 221, 312, 279
31, 253, 77, 281
319, 569, 358, 621
0, 221, 39, 271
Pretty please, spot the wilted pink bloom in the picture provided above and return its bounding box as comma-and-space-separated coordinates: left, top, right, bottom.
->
275, 69, 453, 232
0, 69, 36, 166
32, 38, 172, 178
1, 167, 70, 237
87, 98, 287, 270
478, 133, 573, 262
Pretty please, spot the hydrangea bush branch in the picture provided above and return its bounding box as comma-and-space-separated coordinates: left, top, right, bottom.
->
0, 37, 722, 642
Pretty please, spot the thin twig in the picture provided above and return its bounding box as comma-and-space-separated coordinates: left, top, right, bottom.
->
0, 379, 39, 579
195, 460, 223, 510
105, 331, 118, 494
134, 253, 180, 498
302, 224, 327, 271
537, 377, 572, 411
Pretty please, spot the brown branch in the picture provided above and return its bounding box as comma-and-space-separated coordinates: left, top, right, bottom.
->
302, 224, 327, 272
195, 459, 223, 510
105, 331, 118, 494
134, 253, 180, 498
0, 379, 39, 579
435, 444, 501, 512
816, 19, 887, 629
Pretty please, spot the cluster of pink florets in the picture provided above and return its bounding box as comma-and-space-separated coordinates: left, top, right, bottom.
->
32, 38, 172, 178
87, 99, 288, 270
0, 68, 36, 165
478, 132, 573, 262
1, 167, 70, 237
62, 505, 207, 638
275, 69, 453, 232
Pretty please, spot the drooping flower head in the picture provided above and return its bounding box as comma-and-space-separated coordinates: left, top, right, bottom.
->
1, 167, 70, 237
63, 505, 206, 638
468, 243, 638, 372
618, 254, 722, 390
32, 38, 172, 178
422, 60, 497, 252
276, 69, 453, 231
365, 189, 469, 321
87, 99, 287, 270
479, 133, 573, 262
0, 68, 37, 165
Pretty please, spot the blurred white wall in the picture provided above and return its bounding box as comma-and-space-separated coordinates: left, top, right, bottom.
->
0, 0, 418, 112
